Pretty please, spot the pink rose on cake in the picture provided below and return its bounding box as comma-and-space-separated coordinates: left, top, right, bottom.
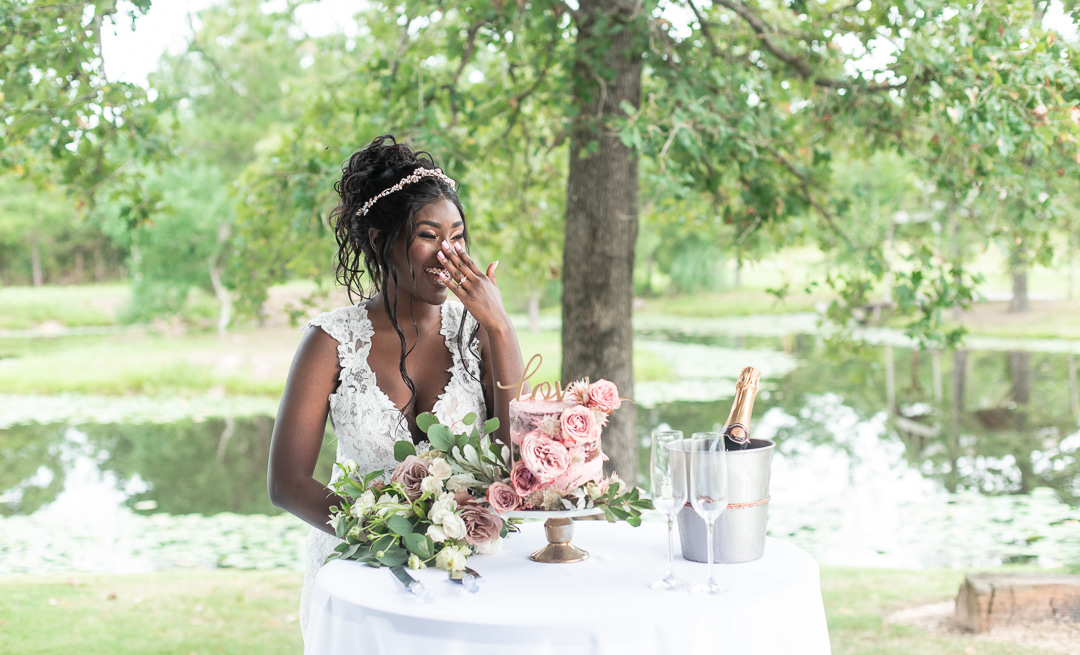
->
520, 431, 570, 483
586, 379, 621, 414
559, 405, 599, 447
485, 481, 520, 513
510, 460, 542, 497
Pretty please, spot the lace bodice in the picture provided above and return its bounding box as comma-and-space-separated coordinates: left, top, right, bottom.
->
306, 301, 487, 481
299, 300, 487, 637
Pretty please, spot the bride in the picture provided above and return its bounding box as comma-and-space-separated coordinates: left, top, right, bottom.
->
267, 135, 525, 636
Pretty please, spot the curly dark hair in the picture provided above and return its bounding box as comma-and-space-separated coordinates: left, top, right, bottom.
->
328, 134, 480, 424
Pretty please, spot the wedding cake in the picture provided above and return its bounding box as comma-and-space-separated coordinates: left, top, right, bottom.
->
507, 379, 622, 506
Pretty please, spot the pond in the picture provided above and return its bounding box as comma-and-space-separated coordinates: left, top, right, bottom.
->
2, 315, 1078, 574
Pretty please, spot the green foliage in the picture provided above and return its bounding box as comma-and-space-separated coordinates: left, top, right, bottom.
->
6, 0, 1080, 347
0, 1, 170, 214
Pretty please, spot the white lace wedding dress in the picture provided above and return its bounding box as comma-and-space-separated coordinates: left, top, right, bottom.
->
298, 300, 487, 635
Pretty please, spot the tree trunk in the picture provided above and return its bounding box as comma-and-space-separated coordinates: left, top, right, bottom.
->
527, 293, 540, 333
562, 0, 644, 482
1009, 248, 1028, 313
209, 222, 233, 336
31, 232, 43, 286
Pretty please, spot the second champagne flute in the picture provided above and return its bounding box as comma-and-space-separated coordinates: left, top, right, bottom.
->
649, 429, 687, 590
688, 433, 728, 595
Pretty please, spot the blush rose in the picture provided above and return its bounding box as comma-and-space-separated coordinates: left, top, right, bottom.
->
586, 379, 621, 414
510, 460, 542, 497
559, 405, 599, 446
485, 481, 521, 513
520, 431, 570, 483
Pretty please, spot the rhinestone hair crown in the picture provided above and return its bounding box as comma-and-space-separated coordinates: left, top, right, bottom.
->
355, 167, 457, 217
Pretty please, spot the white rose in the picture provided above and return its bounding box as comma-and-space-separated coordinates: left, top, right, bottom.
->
445, 473, 478, 493
429, 458, 453, 481
426, 524, 448, 543
473, 536, 502, 556
408, 554, 427, 570
428, 492, 457, 525
420, 475, 443, 496
435, 545, 470, 572
350, 490, 376, 518
440, 513, 467, 541
347, 525, 363, 540
340, 459, 358, 476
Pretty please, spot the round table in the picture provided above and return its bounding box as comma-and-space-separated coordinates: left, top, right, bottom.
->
304, 519, 831, 655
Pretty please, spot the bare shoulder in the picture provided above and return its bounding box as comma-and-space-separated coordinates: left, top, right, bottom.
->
287, 326, 341, 386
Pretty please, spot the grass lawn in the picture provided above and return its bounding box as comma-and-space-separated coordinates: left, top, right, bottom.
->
0, 567, 1060, 655
0, 570, 304, 655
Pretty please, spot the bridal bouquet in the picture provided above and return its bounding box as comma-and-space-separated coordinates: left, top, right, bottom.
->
324, 413, 510, 573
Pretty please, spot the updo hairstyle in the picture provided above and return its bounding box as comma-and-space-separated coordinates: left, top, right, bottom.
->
330, 134, 467, 303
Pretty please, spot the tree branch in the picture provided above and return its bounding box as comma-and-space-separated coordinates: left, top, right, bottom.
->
761, 142, 858, 250
702, 0, 906, 93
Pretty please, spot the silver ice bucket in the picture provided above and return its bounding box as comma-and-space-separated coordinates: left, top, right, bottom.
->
675, 438, 775, 563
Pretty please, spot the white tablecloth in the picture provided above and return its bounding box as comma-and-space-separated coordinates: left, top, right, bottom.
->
305, 520, 831, 655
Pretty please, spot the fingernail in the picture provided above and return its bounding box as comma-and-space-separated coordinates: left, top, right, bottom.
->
454, 242, 463, 252
442, 240, 450, 250
438, 251, 446, 260
492, 260, 500, 272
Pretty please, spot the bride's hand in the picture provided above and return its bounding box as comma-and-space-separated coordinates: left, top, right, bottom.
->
437, 240, 510, 329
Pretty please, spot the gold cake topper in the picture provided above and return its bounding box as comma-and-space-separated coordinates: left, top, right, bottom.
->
497, 354, 583, 403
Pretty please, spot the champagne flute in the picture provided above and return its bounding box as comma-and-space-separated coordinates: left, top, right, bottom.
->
649, 429, 688, 590
688, 433, 728, 595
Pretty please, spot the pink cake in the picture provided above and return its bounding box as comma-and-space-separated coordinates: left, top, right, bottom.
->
510, 398, 604, 491
507, 379, 621, 502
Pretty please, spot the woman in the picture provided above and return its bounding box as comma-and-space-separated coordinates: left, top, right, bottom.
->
267, 135, 525, 635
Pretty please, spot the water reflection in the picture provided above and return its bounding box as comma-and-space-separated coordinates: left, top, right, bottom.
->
0, 418, 336, 517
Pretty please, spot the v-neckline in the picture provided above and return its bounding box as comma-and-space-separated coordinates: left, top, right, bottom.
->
359, 302, 458, 429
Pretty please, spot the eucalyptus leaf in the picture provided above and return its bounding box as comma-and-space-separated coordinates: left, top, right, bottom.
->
403, 532, 435, 559
394, 440, 417, 462
376, 546, 409, 567
416, 412, 438, 433
387, 515, 415, 536
427, 424, 454, 451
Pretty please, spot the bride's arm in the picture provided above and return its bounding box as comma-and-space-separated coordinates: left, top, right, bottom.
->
478, 316, 525, 445
267, 326, 342, 535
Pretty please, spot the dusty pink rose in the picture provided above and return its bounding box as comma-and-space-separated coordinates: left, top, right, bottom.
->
390, 455, 430, 500
486, 481, 520, 513
510, 460, 542, 497
520, 431, 570, 483
586, 379, 621, 414
459, 504, 503, 546
559, 405, 599, 446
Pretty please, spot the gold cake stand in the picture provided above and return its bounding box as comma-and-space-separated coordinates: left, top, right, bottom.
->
504, 508, 605, 563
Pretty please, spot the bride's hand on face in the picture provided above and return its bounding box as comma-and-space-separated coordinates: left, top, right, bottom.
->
437, 240, 509, 329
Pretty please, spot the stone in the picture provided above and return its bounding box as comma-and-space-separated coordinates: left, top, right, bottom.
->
955, 572, 1080, 632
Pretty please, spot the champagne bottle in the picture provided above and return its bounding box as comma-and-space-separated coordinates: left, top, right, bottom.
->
716, 367, 761, 451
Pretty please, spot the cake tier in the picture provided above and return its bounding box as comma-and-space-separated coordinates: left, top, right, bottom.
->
509, 398, 574, 445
